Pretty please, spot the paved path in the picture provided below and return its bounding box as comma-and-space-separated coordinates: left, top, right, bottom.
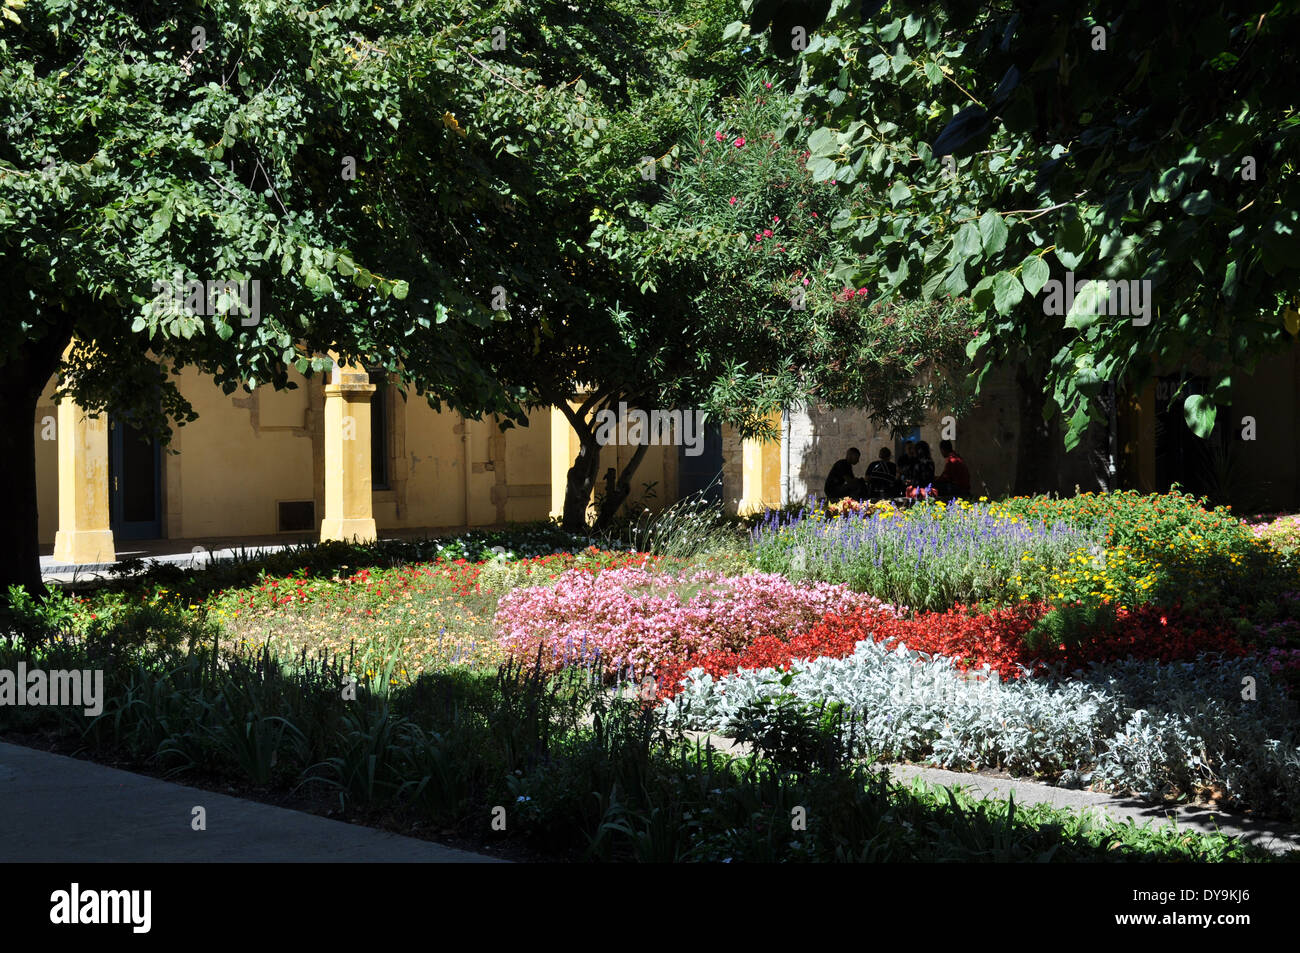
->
0, 742, 504, 862
684, 732, 1300, 855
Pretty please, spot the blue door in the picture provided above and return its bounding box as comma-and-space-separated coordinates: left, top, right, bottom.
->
677, 418, 724, 504
109, 416, 163, 540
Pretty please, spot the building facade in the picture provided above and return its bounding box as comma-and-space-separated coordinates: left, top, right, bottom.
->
34, 342, 1300, 564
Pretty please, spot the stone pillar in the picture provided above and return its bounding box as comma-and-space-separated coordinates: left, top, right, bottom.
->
52, 400, 116, 564
738, 410, 783, 516
319, 362, 377, 543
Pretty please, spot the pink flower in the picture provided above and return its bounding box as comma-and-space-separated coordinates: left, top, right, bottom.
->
773, 215, 780, 223
715, 131, 725, 142
764, 82, 773, 88
729, 196, 737, 205
856, 287, 869, 297
734, 137, 746, 148
763, 228, 773, 237
802, 278, 809, 286
811, 211, 818, 217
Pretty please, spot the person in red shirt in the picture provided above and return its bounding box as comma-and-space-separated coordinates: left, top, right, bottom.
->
936, 439, 971, 500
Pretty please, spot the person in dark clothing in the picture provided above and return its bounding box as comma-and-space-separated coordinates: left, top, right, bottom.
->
865, 447, 901, 498
935, 439, 972, 500
898, 442, 917, 484
824, 447, 865, 501
911, 441, 936, 488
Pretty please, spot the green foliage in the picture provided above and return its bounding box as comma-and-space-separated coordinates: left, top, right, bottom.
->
740, 0, 1300, 447
0, 628, 1275, 860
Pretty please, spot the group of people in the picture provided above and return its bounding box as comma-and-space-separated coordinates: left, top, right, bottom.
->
824, 440, 971, 502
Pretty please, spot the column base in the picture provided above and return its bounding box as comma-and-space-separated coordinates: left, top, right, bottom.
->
52, 529, 116, 565
319, 518, 377, 544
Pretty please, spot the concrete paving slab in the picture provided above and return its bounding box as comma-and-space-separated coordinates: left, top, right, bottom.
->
0, 741, 504, 863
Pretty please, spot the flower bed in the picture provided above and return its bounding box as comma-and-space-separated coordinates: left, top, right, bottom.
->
751, 498, 1094, 611
655, 601, 1253, 696
664, 640, 1300, 818
494, 567, 896, 677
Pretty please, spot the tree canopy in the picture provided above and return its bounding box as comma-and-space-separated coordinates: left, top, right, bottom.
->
738, 0, 1300, 446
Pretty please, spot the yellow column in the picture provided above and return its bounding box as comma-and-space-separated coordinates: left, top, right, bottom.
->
549, 397, 587, 521
549, 404, 572, 520
52, 400, 116, 564
320, 362, 377, 543
738, 410, 783, 516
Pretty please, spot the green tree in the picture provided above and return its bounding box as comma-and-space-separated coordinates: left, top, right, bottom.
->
738, 0, 1300, 474
2, 0, 637, 594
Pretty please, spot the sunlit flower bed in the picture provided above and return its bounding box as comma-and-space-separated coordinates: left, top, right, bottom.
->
495, 566, 897, 677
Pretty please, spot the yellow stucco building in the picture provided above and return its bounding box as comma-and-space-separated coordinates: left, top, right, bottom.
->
34, 359, 786, 563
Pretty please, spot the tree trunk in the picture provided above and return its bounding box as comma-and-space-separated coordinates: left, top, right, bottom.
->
0, 323, 75, 599
561, 437, 602, 532
595, 440, 649, 529
1013, 360, 1062, 496
555, 391, 655, 533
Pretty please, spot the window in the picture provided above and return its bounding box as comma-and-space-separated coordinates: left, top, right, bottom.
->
369, 370, 390, 490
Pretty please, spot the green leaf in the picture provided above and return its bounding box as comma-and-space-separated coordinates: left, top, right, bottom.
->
888, 181, 911, 205
979, 211, 1008, 255
1021, 255, 1050, 296
1180, 190, 1214, 215
992, 271, 1024, 314
808, 156, 837, 182
1054, 218, 1090, 270
392, 279, 410, 301
807, 127, 837, 157
953, 222, 982, 260
1183, 393, 1217, 437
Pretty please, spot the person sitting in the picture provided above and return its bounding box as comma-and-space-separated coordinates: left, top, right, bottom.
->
865, 447, 901, 498
897, 442, 917, 484
935, 439, 972, 500
911, 441, 936, 489
824, 447, 866, 501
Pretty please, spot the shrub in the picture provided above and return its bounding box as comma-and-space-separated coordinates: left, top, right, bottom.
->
665, 640, 1300, 818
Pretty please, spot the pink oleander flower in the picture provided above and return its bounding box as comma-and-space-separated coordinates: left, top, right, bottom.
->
729, 196, 738, 205
734, 136, 746, 148
715, 131, 725, 142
